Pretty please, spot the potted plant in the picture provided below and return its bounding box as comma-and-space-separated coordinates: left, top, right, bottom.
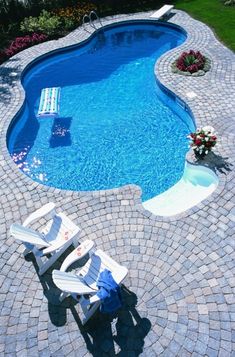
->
188, 126, 217, 159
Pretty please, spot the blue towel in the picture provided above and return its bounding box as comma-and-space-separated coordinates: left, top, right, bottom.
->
96, 269, 122, 313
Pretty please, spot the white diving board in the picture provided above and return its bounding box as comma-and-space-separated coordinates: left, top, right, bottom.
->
150, 5, 174, 19
37, 87, 61, 118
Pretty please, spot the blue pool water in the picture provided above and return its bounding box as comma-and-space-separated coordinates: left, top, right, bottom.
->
8, 22, 194, 201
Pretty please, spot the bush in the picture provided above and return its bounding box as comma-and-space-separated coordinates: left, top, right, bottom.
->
53, 2, 97, 29
20, 10, 61, 37
3, 33, 48, 59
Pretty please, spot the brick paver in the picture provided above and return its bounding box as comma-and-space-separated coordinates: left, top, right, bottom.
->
0, 10, 234, 356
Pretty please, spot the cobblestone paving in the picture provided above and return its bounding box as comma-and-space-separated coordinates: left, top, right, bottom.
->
0, 10, 235, 357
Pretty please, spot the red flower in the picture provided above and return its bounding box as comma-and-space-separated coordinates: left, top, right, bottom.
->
176, 50, 206, 73
3, 33, 48, 61
195, 139, 202, 145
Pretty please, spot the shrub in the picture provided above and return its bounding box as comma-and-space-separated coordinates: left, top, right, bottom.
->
20, 10, 61, 37
53, 2, 97, 28
3, 33, 48, 59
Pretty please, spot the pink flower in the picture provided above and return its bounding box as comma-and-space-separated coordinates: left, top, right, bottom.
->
2, 33, 48, 62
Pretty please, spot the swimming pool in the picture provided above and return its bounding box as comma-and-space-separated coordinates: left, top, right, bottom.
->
8, 21, 194, 201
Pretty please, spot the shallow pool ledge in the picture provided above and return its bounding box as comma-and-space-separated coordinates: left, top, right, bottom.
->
143, 162, 219, 217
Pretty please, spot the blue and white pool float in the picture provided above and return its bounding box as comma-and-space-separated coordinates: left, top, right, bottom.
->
37, 87, 60, 117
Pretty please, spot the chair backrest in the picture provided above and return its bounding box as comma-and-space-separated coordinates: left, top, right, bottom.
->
80, 250, 128, 290
10, 223, 50, 247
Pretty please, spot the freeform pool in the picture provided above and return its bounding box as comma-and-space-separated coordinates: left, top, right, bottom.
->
8, 22, 194, 201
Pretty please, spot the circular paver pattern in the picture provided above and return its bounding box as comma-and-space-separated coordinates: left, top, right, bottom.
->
0, 9, 235, 357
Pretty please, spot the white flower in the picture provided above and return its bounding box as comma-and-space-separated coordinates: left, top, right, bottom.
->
202, 125, 215, 134
205, 150, 208, 154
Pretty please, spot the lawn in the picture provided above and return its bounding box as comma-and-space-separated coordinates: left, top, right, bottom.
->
172, 0, 235, 51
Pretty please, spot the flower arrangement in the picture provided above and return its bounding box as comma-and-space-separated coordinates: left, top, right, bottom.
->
172, 50, 211, 76
188, 126, 217, 158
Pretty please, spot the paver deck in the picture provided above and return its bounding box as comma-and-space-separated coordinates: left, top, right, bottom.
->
0, 10, 234, 357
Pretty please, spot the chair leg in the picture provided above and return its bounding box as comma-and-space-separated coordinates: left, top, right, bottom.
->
38, 251, 61, 276
59, 292, 70, 302
23, 247, 31, 257
72, 232, 80, 248
38, 241, 72, 275
79, 297, 101, 325
23, 242, 35, 256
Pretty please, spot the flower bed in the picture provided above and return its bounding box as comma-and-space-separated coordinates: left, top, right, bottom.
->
0, 2, 97, 65
172, 50, 211, 76
53, 2, 97, 31
4, 33, 48, 58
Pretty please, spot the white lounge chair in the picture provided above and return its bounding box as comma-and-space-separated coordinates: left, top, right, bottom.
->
150, 4, 174, 19
10, 202, 81, 275
52, 241, 128, 324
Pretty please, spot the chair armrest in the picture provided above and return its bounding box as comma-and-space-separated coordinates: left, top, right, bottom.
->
88, 294, 100, 305
60, 240, 94, 272
10, 223, 50, 248
23, 202, 56, 227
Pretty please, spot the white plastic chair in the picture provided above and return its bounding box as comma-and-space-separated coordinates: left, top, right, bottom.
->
10, 202, 81, 275
52, 241, 128, 324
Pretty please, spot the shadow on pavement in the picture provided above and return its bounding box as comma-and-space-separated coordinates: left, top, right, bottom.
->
70, 286, 151, 356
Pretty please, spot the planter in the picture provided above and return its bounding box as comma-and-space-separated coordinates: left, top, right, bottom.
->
171, 50, 211, 77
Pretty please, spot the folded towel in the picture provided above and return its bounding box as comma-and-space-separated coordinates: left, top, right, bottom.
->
96, 269, 122, 313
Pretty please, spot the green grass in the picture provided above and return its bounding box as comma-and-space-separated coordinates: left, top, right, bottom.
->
172, 0, 235, 51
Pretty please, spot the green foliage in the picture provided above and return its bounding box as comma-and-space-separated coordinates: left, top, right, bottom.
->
63, 17, 77, 31
184, 55, 197, 66
20, 10, 61, 37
